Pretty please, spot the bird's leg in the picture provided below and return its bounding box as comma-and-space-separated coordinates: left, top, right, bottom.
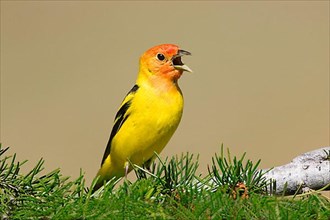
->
143, 158, 153, 172
124, 161, 129, 179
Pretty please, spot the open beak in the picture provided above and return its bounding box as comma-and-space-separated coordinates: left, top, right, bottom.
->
172, 49, 192, 73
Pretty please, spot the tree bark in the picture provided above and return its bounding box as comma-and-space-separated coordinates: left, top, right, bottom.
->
262, 147, 330, 195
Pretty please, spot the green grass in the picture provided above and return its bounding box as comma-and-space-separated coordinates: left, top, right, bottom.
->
0, 144, 329, 220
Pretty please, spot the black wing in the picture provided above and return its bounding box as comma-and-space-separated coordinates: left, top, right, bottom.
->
100, 85, 139, 165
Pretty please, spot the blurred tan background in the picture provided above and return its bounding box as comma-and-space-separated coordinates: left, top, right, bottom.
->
1, 1, 329, 194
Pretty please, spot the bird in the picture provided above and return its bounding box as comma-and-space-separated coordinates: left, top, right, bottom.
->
93, 44, 192, 191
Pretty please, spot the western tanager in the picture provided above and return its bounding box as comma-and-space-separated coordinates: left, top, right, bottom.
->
94, 44, 192, 191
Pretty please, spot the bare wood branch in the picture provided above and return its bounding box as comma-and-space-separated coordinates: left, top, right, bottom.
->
262, 147, 330, 195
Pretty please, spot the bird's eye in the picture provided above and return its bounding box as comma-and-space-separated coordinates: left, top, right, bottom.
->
156, 53, 165, 61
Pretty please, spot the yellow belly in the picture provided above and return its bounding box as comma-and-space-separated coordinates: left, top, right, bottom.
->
98, 85, 183, 180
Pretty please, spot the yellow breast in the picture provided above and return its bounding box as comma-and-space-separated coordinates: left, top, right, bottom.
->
110, 83, 183, 174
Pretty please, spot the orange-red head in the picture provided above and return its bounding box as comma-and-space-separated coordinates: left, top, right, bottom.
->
138, 44, 192, 84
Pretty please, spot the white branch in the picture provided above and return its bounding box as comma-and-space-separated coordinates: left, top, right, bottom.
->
262, 147, 330, 195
